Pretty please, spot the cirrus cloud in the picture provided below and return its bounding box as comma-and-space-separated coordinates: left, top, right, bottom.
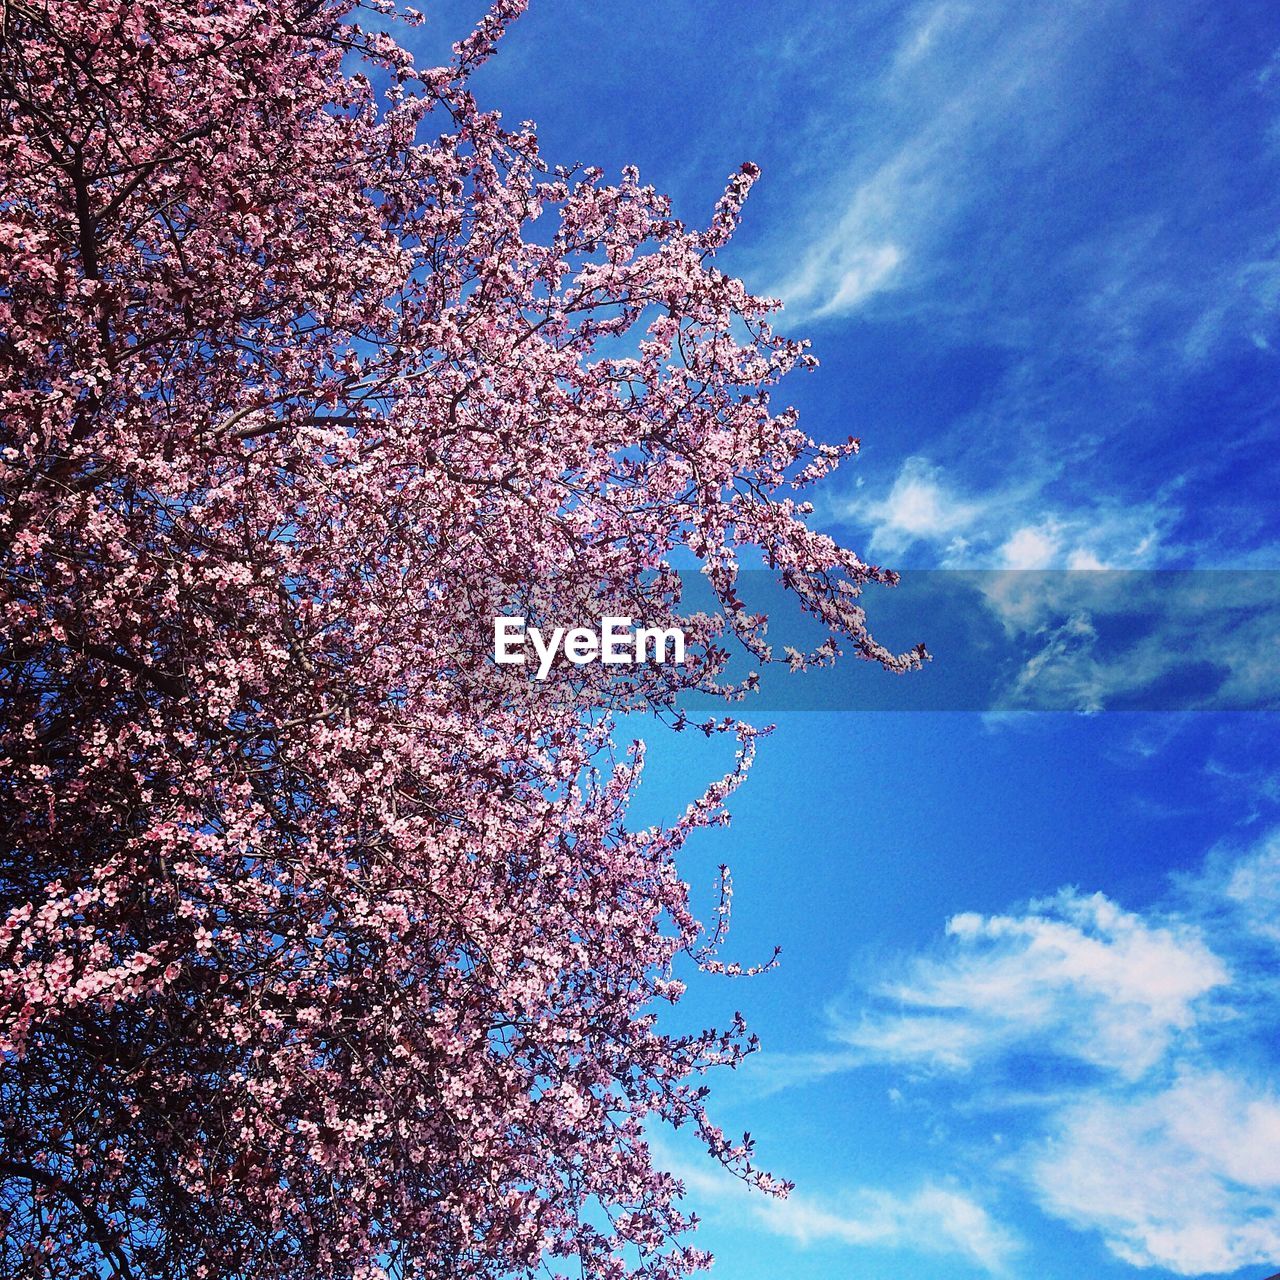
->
768, 826, 1280, 1275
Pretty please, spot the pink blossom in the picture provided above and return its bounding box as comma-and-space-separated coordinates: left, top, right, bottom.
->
0, 1, 920, 1276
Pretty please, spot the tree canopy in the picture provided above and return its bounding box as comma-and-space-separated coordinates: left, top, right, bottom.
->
0, 3, 919, 1276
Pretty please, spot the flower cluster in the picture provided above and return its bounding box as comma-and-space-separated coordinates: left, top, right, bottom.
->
0, 2, 920, 1277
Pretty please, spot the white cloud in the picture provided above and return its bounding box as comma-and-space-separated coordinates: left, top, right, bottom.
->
763, 0, 1278, 364
1003, 508, 1165, 570
840, 890, 1228, 1079
732, 1047, 863, 1099
1220, 833, 1280, 944
788, 828, 1280, 1274
998, 524, 1063, 570
831, 455, 1172, 569
1182, 256, 1280, 365
1178, 828, 1280, 951
748, 0, 1279, 580
979, 571, 1280, 713
672, 1153, 1020, 1274
769, 150, 915, 319
763, 0, 1062, 322
891, 1, 965, 73
817, 243, 904, 315
855, 456, 983, 557
1033, 1070, 1280, 1275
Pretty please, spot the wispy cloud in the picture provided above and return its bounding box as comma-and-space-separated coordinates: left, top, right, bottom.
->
752, 0, 1280, 570
836, 890, 1228, 1079
848, 456, 984, 560
1031, 1068, 1280, 1275
978, 571, 1280, 713
830, 455, 1174, 568
670, 1149, 1021, 1275
765, 0, 1280, 361
1214, 831, 1280, 943
781, 239, 905, 319
757, 826, 1280, 1274
765, 0, 1066, 323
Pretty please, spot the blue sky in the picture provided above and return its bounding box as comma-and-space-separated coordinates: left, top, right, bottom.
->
411, 4, 1280, 1277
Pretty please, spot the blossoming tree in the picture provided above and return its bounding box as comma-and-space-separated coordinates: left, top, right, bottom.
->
0, 1, 921, 1276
